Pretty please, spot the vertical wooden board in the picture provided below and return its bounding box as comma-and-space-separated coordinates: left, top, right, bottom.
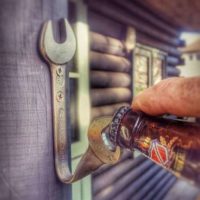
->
0, 0, 70, 199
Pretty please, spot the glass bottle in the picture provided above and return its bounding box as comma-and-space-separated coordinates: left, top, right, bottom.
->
106, 106, 200, 186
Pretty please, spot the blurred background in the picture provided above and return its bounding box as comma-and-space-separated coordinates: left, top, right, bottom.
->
0, 0, 200, 200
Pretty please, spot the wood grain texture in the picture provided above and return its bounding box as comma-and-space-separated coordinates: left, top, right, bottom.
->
0, 0, 70, 199
90, 51, 131, 73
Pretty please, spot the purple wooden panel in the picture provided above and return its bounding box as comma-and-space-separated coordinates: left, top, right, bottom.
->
0, 0, 70, 199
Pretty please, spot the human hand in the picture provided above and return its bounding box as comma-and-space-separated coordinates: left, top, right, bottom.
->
132, 77, 200, 117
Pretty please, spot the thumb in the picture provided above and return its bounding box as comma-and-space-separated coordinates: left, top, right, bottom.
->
132, 77, 200, 117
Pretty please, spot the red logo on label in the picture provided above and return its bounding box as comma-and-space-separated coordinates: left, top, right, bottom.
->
148, 139, 169, 166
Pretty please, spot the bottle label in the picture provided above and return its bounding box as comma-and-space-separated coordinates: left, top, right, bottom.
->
148, 139, 170, 166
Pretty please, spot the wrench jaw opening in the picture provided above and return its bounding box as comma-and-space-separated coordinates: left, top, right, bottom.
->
40, 19, 76, 65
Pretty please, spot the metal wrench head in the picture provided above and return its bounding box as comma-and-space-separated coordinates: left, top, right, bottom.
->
40, 19, 76, 65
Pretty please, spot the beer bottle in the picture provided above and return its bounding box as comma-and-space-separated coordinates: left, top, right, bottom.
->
103, 106, 200, 186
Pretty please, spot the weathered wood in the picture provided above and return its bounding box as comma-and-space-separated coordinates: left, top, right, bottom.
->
87, 0, 181, 47
95, 163, 160, 200
114, 165, 161, 200
132, 170, 168, 200
90, 51, 131, 73
137, 33, 181, 57
88, 11, 124, 39
112, 0, 179, 37
166, 66, 181, 76
0, 0, 70, 199
144, 173, 174, 200
93, 155, 146, 195
91, 88, 132, 106
90, 70, 131, 88
91, 103, 130, 119
90, 32, 126, 56
154, 177, 176, 200
167, 56, 182, 66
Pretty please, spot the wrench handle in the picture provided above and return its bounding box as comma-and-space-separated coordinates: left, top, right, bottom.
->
51, 64, 71, 181
50, 64, 103, 183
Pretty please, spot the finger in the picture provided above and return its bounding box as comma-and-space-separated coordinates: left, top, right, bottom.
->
132, 77, 200, 117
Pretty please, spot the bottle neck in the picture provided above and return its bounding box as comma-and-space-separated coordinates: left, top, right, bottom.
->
109, 106, 144, 150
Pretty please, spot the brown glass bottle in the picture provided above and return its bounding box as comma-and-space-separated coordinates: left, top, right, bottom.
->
108, 106, 200, 186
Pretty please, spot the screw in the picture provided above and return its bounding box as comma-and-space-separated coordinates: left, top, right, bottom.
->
56, 67, 64, 76
57, 91, 64, 102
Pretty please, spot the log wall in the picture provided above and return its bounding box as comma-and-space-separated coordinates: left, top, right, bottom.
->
86, 1, 180, 199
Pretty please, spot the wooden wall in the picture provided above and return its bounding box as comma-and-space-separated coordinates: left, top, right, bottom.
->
0, 0, 71, 199
86, 1, 182, 199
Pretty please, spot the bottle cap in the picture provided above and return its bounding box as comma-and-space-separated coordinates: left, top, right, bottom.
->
88, 116, 121, 164
109, 106, 130, 145
110, 106, 143, 149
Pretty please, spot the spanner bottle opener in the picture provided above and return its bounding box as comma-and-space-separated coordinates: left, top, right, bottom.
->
39, 19, 121, 183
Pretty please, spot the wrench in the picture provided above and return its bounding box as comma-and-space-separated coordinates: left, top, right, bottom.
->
40, 19, 121, 183
40, 19, 77, 183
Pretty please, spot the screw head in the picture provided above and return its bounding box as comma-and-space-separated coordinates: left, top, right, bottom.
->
56, 67, 64, 76
57, 91, 64, 102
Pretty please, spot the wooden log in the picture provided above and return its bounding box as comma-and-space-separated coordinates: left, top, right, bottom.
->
90, 32, 126, 56
114, 165, 162, 200
144, 173, 174, 200
167, 56, 182, 66
137, 33, 181, 57
154, 177, 176, 200
91, 88, 132, 106
94, 160, 155, 200
179, 39, 186, 47
132, 170, 168, 200
93, 155, 146, 195
90, 70, 131, 88
166, 66, 181, 76
87, 0, 181, 47
112, 0, 179, 37
90, 51, 131, 73
88, 11, 124, 39
91, 103, 130, 119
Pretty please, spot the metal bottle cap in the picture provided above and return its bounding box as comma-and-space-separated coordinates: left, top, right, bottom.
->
88, 116, 121, 164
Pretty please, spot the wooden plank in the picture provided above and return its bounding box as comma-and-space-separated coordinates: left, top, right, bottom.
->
90, 70, 131, 88
154, 177, 176, 200
91, 88, 132, 106
93, 156, 146, 195
144, 173, 175, 200
0, 0, 70, 199
90, 51, 131, 73
114, 165, 162, 200
87, 0, 181, 47
132, 170, 168, 200
95, 164, 160, 200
